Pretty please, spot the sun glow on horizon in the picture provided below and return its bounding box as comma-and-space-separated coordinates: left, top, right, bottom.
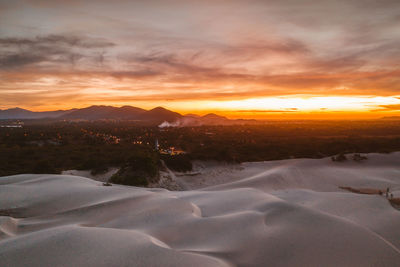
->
153, 95, 400, 118
8, 95, 400, 120
200, 95, 400, 112
1, 1, 400, 119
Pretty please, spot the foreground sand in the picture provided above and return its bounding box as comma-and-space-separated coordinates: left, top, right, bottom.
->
1, 153, 400, 266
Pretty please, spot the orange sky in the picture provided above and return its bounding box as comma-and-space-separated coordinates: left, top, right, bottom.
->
1, 0, 400, 119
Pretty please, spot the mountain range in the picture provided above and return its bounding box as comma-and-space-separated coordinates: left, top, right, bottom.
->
0, 107, 75, 120
0, 105, 254, 126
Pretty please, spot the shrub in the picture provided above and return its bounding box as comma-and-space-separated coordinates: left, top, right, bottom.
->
331, 153, 347, 162
352, 153, 368, 162
161, 154, 192, 172
109, 152, 159, 186
33, 160, 58, 174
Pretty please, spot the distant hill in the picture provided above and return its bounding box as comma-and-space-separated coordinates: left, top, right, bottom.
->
201, 113, 230, 124
61, 105, 147, 120
0, 105, 256, 125
0, 105, 182, 123
202, 113, 227, 120
381, 116, 400, 120
138, 107, 182, 123
158, 112, 255, 127
61, 105, 181, 123
185, 113, 201, 118
0, 108, 74, 120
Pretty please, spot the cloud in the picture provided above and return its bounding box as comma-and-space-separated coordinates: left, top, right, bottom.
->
109, 70, 162, 79
237, 109, 298, 113
0, 35, 114, 48
0, 53, 47, 69
371, 104, 400, 112
1, 0, 400, 110
0, 35, 114, 69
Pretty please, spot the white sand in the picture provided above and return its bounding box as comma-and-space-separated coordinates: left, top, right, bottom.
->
1, 152, 400, 266
61, 168, 119, 182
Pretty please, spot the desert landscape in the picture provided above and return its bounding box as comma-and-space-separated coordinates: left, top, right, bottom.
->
1, 152, 399, 266
2, 0, 400, 265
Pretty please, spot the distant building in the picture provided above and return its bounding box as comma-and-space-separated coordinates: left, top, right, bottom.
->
159, 146, 186, 156
155, 138, 159, 151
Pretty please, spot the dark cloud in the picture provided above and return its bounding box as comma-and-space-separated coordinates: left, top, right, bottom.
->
221, 39, 310, 57
0, 35, 115, 48
0, 35, 114, 69
124, 52, 232, 79
0, 53, 46, 69
371, 104, 400, 112
109, 70, 162, 78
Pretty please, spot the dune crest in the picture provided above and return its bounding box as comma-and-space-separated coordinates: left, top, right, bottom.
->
1, 153, 400, 266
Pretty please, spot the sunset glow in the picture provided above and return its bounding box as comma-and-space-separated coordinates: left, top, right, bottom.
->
1, 0, 400, 118
178, 95, 400, 113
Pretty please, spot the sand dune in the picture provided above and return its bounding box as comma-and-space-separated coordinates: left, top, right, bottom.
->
1, 153, 400, 266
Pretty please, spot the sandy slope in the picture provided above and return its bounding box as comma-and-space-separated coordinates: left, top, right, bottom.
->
1, 153, 400, 266
61, 168, 119, 182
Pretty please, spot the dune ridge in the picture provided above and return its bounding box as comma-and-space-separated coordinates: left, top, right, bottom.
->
1, 153, 400, 266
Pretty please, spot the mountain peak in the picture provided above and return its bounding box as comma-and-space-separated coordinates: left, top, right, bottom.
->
7, 107, 29, 111
185, 113, 200, 118
150, 106, 168, 111
202, 113, 227, 120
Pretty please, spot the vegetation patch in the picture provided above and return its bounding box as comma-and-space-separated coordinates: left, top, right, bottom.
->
109, 152, 159, 186
339, 186, 383, 195
1, 121, 400, 179
339, 186, 400, 211
0, 208, 28, 218
389, 198, 400, 210
161, 154, 192, 172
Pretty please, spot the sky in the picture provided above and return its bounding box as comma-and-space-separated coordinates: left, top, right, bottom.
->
1, 0, 400, 118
